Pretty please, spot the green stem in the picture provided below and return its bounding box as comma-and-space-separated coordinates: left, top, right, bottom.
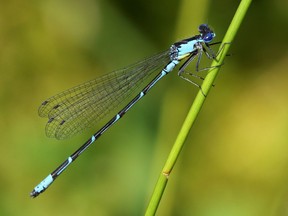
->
145, 0, 252, 215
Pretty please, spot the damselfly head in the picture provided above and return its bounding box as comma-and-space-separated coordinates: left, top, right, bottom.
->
198, 24, 216, 43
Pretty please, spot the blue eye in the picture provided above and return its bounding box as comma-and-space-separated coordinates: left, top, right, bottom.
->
203, 33, 215, 42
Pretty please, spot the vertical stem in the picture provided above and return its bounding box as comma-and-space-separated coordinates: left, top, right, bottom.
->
145, 0, 252, 215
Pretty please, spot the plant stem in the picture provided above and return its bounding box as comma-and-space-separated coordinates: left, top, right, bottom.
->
145, 0, 252, 215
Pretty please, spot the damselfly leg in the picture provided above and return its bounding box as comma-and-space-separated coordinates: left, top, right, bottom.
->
178, 41, 230, 95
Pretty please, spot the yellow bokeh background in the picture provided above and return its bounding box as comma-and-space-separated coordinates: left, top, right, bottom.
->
1, 0, 288, 215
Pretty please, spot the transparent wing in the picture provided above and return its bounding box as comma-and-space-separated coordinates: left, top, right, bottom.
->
39, 50, 171, 139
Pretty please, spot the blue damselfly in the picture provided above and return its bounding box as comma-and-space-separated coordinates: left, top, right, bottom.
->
31, 24, 219, 198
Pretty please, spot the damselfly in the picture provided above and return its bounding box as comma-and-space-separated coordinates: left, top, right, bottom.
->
30, 24, 220, 198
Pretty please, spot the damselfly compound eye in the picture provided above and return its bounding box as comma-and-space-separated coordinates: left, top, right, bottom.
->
203, 32, 215, 43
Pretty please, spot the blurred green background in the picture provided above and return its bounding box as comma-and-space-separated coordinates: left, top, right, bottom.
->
1, 0, 288, 215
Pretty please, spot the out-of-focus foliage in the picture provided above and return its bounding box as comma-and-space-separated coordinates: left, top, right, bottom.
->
0, 0, 288, 215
